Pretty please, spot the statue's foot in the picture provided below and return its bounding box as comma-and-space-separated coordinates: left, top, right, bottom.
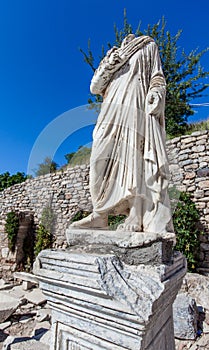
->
116, 214, 142, 232
70, 212, 108, 229
117, 223, 142, 232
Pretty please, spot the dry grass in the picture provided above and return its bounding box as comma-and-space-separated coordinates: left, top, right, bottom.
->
186, 119, 209, 134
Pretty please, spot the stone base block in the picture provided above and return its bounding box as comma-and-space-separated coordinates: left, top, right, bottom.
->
66, 229, 176, 265
34, 230, 186, 350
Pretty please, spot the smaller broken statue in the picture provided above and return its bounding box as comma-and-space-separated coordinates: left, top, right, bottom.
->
35, 34, 186, 350
70, 33, 173, 234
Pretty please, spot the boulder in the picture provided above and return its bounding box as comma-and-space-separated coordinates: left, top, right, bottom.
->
0, 278, 13, 291
181, 273, 209, 324
7, 285, 26, 300
25, 288, 46, 306
173, 293, 198, 340
0, 292, 19, 323
0, 321, 11, 330
36, 308, 51, 322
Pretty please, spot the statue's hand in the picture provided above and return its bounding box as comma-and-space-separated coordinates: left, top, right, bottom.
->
145, 91, 161, 116
108, 50, 123, 66
106, 46, 118, 58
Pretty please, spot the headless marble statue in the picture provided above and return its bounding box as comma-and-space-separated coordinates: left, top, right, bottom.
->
70, 34, 173, 233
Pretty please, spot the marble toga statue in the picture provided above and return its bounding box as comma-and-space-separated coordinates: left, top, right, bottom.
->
71, 34, 173, 233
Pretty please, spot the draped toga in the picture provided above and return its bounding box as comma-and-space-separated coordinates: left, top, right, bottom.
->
89, 35, 173, 233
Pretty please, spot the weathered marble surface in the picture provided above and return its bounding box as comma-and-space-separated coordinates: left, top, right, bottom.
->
66, 228, 176, 265
70, 34, 173, 234
34, 234, 186, 350
66, 228, 176, 248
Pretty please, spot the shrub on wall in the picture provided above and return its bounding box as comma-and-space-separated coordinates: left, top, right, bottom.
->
70, 211, 126, 229
70, 210, 90, 223
173, 192, 203, 272
5, 211, 19, 253
34, 224, 54, 256
34, 206, 55, 256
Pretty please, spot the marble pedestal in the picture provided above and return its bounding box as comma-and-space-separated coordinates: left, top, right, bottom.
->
34, 230, 186, 350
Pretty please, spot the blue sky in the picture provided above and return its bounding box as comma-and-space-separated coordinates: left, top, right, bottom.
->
0, 0, 209, 175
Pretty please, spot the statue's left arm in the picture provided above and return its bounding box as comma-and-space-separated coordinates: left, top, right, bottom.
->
145, 42, 166, 127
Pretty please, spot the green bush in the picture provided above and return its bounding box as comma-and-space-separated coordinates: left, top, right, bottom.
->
70, 210, 90, 223
34, 206, 54, 256
173, 192, 203, 272
70, 211, 126, 230
5, 211, 19, 253
34, 223, 54, 256
108, 214, 126, 230
0, 172, 29, 192
185, 119, 209, 135
64, 147, 91, 167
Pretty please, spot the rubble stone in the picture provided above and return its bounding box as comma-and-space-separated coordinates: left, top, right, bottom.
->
0, 321, 11, 330
25, 289, 46, 306
36, 308, 51, 322
10, 339, 49, 350
173, 293, 198, 340
0, 292, 19, 323
180, 273, 209, 324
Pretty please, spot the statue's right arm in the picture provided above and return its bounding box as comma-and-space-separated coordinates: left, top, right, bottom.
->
90, 64, 111, 96
90, 47, 125, 96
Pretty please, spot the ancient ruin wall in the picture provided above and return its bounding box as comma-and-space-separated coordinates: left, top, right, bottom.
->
167, 130, 209, 232
0, 164, 92, 260
167, 130, 209, 273
0, 130, 209, 271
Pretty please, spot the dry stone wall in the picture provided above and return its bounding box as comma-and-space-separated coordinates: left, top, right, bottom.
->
167, 130, 209, 232
167, 130, 209, 274
0, 130, 209, 273
0, 164, 92, 261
